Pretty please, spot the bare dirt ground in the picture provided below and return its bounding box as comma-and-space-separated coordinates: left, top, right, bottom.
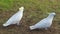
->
0, 0, 60, 34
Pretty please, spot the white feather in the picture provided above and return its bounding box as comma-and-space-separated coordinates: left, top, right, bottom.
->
30, 12, 56, 30
3, 7, 24, 27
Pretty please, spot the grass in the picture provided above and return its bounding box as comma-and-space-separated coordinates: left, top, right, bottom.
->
0, 0, 60, 34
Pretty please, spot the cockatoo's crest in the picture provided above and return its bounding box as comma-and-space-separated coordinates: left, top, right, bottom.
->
19, 7, 24, 11
3, 23, 9, 27
50, 12, 56, 15
47, 12, 56, 18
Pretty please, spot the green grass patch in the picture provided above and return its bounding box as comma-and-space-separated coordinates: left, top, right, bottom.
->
0, 0, 60, 34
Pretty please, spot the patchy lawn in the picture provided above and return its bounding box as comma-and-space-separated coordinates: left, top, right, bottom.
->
0, 0, 60, 34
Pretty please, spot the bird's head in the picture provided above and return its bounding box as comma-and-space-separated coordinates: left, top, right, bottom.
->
19, 6, 24, 11
48, 12, 56, 16
47, 12, 56, 18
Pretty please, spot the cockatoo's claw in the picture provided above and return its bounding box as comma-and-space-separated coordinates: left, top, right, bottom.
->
16, 21, 20, 26
17, 24, 20, 26
45, 28, 48, 30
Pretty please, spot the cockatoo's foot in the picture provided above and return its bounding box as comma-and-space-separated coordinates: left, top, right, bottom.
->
3, 26, 7, 28
45, 28, 48, 30
16, 22, 20, 26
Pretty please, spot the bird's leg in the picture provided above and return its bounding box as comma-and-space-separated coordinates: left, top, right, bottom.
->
16, 21, 20, 26
45, 28, 48, 30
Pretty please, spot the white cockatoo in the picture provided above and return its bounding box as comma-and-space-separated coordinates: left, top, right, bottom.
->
3, 7, 24, 27
30, 12, 56, 30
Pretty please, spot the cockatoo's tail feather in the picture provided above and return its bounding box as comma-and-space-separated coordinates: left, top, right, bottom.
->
30, 26, 36, 30
3, 24, 9, 27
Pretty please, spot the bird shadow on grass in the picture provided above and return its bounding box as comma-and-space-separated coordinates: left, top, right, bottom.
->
28, 27, 54, 33
0, 24, 21, 29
